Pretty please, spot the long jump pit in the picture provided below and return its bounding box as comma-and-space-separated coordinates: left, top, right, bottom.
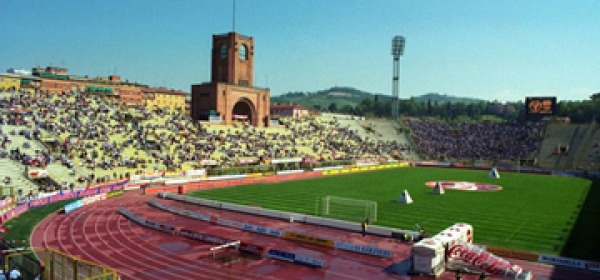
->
31, 190, 600, 280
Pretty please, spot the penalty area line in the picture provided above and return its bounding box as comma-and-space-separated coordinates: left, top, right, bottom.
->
505, 217, 529, 242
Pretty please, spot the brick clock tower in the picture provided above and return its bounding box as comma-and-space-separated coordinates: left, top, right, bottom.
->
192, 32, 270, 127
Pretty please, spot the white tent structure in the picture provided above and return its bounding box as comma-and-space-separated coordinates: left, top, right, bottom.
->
432, 182, 445, 195
489, 167, 500, 179
397, 189, 413, 204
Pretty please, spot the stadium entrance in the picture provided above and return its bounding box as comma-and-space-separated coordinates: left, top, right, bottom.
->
191, 32, 270, 127
232, 98, 254, 123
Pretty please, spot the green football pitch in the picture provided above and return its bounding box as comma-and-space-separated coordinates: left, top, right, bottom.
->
188, 167, 597, 258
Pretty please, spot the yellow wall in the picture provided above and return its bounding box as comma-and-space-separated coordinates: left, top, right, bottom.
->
0, 75, 21, 91
145, 96, 156, 109
146, 92, 186, 111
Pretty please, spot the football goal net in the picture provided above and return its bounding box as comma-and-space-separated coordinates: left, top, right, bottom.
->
320, 196, 377, 222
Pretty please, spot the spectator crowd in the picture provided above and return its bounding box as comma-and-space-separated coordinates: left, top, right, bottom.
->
1, 90, 410, 191
1, 89, 552, 194
406, 118, 544, 161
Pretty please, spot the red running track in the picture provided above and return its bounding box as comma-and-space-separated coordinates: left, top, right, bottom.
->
31, 190, 600, 280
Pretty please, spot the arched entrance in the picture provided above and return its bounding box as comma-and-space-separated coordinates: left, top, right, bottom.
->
231, 98, 256, 125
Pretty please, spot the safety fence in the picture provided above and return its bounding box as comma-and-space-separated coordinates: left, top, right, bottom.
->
143, 171, 324, 195
321, 162, 409, 176
142, 162, 411, 195
0, 180, 127, 280
4, 247, 118, 280
0, 179, 128, 224
118, 207, 326, 268
157, 194, 417, 257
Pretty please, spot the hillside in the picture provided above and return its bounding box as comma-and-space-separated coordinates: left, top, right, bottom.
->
413, 93, 483, 104
271, 87, 373, 109
271, 87, 484, 109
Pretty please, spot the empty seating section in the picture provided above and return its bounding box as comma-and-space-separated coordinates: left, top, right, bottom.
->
331, 117, 415, 160
537, 124, 590, 169
575, 125, 600, 171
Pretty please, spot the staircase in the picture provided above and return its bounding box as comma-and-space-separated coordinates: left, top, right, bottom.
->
536, 124, 585, 169
557, 125, 589, 169
572, 123, 600, 171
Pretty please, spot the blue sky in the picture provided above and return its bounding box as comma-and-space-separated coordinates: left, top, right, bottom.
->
1, 0, 599, 101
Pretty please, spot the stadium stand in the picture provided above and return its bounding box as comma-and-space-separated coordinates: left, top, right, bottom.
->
0, 158, 38, 198
573, 123, 600, 171
536, 124, 591, 170
1, 90, 414, 197
0, 122, 45, 199
323, 115, 416, 160
366, 120, 417, 160
405, 118, 543, 163
2, 87, 597, 206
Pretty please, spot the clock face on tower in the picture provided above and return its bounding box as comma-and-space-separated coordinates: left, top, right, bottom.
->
238, 44, 248, 60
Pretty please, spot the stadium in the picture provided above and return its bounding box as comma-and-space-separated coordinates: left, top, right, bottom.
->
1, 3, 600, 280
1, 80, 599, 279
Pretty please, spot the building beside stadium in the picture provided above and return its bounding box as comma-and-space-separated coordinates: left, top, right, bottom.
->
4, 66, 189, 110
144, 87, 187, 111
0, 73, 21, 92
34, 67, 145, 105
270, 104, 310, 118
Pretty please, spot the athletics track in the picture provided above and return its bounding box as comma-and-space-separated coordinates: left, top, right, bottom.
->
30, 190, 600, 280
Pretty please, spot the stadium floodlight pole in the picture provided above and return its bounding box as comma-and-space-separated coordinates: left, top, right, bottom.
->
391, 35, 405, 120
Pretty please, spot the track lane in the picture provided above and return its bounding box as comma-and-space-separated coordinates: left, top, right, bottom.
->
116, 203, 282, 280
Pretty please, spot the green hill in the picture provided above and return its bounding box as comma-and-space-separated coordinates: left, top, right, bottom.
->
271, 87, 484, 110
271, 87, 373, 109
413, 93, 483, 104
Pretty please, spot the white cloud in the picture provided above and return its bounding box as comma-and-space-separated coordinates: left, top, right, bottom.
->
491, 90, 525, 102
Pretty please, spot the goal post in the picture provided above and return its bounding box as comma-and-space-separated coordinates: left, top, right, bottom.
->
320, 195, 377, 222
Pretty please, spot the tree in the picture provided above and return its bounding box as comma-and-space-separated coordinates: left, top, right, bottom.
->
374, 100, 389, 117
399, 98, 425, 116
427, 100, 432, 115
340, 105, 355, 114
356, 99, 375, 116
328, 102, 338, 112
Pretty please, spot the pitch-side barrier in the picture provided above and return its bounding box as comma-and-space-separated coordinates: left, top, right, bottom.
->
158, 193, 419, 243
138, 162, 410, 195
0, 179, 127, 224
117, 207, 325, 268
148, 200, 393, 258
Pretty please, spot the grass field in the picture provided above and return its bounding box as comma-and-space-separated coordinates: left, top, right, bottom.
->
189, 167, 596, 258
4, 199, 74, 246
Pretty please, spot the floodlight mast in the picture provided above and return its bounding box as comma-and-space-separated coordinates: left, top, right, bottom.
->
391, 36, 405, 120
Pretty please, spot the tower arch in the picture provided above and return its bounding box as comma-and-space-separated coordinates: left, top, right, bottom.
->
231, 97, 256, 125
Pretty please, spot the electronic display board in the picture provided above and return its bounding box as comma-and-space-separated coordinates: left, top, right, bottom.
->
526, 97, 557, 115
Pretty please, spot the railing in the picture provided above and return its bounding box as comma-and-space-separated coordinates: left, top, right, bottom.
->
204, 159, 356, 176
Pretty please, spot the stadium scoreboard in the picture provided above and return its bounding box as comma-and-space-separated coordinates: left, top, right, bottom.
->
525, 97, 557, 115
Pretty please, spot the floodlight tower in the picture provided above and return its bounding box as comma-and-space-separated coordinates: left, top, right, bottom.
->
391, 36, 405, 120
